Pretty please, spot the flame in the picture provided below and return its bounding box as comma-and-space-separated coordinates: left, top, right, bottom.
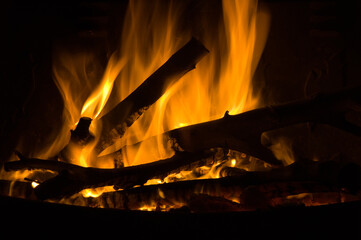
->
81, 54, 126, 119
114, 0, 270, 166
31, 181, 39, 188
33, 0, 269, 169
3, 0, 270, 201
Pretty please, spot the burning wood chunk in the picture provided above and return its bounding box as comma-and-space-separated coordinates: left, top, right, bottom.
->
97, 37, 209, 153
69, 117, 95, 146
101, 85, 361, 167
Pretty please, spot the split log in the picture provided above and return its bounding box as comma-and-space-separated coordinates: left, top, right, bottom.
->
97, 37, 209, 152
104, 86, 361, 166
5, 151, 213, 200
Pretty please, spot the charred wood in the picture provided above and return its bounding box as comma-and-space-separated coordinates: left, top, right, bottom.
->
69, 117, 95, 146
91, 180, 342, 211
97, 37, 209, 152
57, 117, 95, 163
77, 160, 361, 210
5, 151, 213, 200
104, 86, 361, 166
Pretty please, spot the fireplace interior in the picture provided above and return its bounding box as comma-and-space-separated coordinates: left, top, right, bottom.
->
1, 0, 361, 237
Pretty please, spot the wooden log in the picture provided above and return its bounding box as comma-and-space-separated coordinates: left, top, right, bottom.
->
103, 86, 361, 166
55, 117, 95, 163
88, 179, 341, 211
5, 151, 213, 200
69, 117, 94, 145
7, 86, 361, 200
97, 37, 209, 152
68, 160, 361, 210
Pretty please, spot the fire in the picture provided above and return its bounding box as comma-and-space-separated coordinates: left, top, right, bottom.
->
4, 0, 272, 204
81, 54, 126, 120
3, 1, 356, 212
109, 0, 270, 166
13, 0, 268, 170
31, 181, 39, 189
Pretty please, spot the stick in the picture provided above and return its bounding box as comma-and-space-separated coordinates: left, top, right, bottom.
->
97, 37, 209, 151
83, 160, 360, 210
5, 151, 213, 200
103, 86, 361, 166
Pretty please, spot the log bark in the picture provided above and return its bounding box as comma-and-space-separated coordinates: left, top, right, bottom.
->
103, 86, 361, 166
5, 151, 213, 200
97, 37, 209, 152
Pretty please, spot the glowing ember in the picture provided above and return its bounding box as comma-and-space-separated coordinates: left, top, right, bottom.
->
31, 181, 39, 189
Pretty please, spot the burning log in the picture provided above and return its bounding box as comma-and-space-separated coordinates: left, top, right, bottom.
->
6, 86, 361, 201
69, 117, 95, 146
57, 117, 95, 163
5, 151, 213, 200
105, 86, 361, 166
97, 37, 209, 151
85, 160, 361, 211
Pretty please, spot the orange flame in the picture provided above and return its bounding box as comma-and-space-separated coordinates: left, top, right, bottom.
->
81, 54, 126, 119
111, 0, 270, 166
4, 0, 270, 199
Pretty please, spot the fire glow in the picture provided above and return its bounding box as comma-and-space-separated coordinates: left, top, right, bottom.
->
51, 0, 268, 169
2, 0, 360, 212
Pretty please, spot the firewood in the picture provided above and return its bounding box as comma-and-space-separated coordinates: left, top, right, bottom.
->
55, 117, 95, 163
7, 86, 361, 200
104, 86, 361, 166
5, 151, 213, 200
97, 37, 209, 152
67, 160, 361, 210
84, 179, 342, 211
69, 117, 94, 146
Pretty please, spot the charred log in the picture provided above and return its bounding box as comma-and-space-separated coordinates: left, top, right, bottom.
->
5, 151, 213, 200
105, 86, 361, 166
70, 117, 94, 145
97, 37, 209, 152
57, 117, 95, 163
70, 160, 361, 210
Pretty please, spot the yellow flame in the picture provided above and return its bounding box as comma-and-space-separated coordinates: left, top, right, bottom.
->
80, 186, 115, 198
81, 55, 126, 119
45, 0, 269, 169
31, 181, 39, 188
2, 0, 270, 202
114, 0, 270, 166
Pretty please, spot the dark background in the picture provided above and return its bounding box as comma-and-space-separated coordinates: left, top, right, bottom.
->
1, 0, 361, 164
